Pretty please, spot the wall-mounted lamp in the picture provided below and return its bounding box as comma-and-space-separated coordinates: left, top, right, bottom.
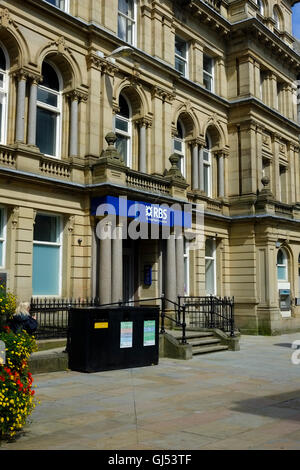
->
96, 46, 134, 63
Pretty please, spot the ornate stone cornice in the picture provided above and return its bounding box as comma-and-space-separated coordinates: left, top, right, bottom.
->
48, 36, 73, 57
12, 68, 42, 83
65, 89, 88, 102
134, 116, 153, 128
151, 85, 176, 103
86, 53, 119, 76
0, 7, 18, 29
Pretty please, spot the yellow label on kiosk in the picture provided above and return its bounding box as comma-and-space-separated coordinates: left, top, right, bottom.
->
94, 322, 108, 329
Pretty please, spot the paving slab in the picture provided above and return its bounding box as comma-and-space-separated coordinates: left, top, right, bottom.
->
2, 333, 300, 450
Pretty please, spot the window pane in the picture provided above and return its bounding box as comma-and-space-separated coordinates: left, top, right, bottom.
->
277, 265, 286, 281
115, 117, 128, 133
45, 0, 65, 8
176, 155, 183, 172
175, 56, 186, 75
0, 241, 3, 267
32, 244, 60, 295
36, 107, 57, 156
0, 73, 3, 88
34, 214, 59, 243
203, 72, 212, 91
0, 48, 6, 71
203, 55, 213, 74
205, 258, 215, 295
37, 88, 58, 107
175, 37, 186, 58
174, 139, 182, 152
119, 0, 134, 18
126, 20, 133, 43
203, 165, 209, 194
203, 149, 209, 162
277, 250, 284, 265
116, 134, 128, 164
205, 239, 215, 257
119, 95, 130, 118
42, 62, 59, 91
118, 14, 127, 41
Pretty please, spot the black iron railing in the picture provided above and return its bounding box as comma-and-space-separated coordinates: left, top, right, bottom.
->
178, 295, 235, 337
30, 297, 100, 340
30, 294, 235, 343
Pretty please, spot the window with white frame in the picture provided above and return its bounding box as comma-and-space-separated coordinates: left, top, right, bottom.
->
257, 0, 264, 15
115, 94, 132, 167
175, 36, 188, 77
277, 248, 288, 282
0, 208, 6, 268
44, 0, 69, 11
32, 213, 62, 296
203, 134, 212, 197
203, 54, 214, 92
184, 238, 189, 296
173, 120, 185, 176
36, 61, 62, 158
118, 0, 136, 45
0, 46, 8, 145
205, 238, 216, 295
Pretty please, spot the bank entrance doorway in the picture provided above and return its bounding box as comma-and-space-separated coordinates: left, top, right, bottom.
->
123, 239, 136, 303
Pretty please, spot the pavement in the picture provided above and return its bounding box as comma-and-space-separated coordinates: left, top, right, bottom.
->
2, 333, 300, 450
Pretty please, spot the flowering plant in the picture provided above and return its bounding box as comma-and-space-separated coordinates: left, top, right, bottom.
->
0, 284, 17, 328
0, 326, 38, 440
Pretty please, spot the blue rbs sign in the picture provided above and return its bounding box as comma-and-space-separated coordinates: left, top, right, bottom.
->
91, 196, 192, 228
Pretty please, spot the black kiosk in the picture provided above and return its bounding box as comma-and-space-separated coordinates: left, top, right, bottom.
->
68, 305, 159, 373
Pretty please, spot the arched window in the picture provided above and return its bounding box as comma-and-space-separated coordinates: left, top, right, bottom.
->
36, 61, 62, 158
257, 0, 265, 15
203, 134, 212, 197
173, 120, 185, 176
273, 6, 281, 30
277, 248, 288, 281
0, 45, 8, 144
115, 94, 132, 167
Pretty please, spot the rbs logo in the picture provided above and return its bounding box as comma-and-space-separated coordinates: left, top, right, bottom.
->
145, 205, 168, 221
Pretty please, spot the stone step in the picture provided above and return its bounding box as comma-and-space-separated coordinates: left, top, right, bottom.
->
170, 331, 215, 340
188, 337, 221, 347
192, 344, 229, 355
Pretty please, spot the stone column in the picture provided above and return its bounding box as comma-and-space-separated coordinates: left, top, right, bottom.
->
15, 72, 27, 143
99, 223, 112, 304
112, 224, 123, 303
176, 235, 184, 298
69, 93, 79, 157
138, 119, 147, 173
217, 152, 225, 198
27, 77, 39, 146
192, 142, 199, 190
165, 233, 177, 308
198, 144, 204, 192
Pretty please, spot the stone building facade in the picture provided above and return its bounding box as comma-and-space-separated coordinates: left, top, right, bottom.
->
0, 0, 299, 334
